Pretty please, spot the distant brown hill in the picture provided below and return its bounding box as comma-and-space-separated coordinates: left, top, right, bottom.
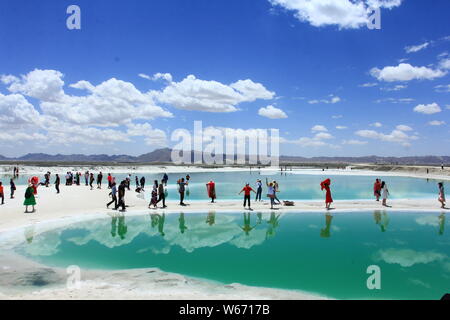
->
1, 148, 449, 165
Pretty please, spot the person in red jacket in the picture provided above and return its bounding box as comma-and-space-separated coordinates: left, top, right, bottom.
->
320, 179, 333, 210
0, 182, 4, 205
239, 183, 256, 210
373, 179, 382, 201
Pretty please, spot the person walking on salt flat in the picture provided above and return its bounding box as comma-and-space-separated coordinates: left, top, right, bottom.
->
438, 182, 446, 209
320, 179, 333, 210
24, 183, 36, 213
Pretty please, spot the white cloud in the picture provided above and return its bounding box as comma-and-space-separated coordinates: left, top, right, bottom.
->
428, 120, 446, 126
0, 92, 43, 128
439, 58, 450, 70
356, 128, 418, 147
370, 122, 383, 128
127, 123, 168, 146
330, 96, 341, 103
139, 73, 173, 82
380, 84, 407, 91
366, 0, 403, 9
370, 63, 447, 82
44, 78, 173, 126
45, 123, 131, 146
375, 97, 415, 104
269, 0, 402, 29
413, 103, 442, 115
336, 126, 348, 130
359, 82, 378, 88
405, 42, 429, 53
282, 130, 334, 148
314, 132, 333, 140
152, 72, 173, 82
258, 105, 288, 119
2, 69, 65, 102
138, 73, 152, 80
396, 124, 413, 132
342, 139, 368, 145
434, 84, 450, 93
0, 132, 47, 143
0, 70, 175, 150
311, 125, 328, 132
152, 75, 274, 112
308, 95, 341, 104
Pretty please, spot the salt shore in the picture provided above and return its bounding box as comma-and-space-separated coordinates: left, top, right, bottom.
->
0, 165, 448, 300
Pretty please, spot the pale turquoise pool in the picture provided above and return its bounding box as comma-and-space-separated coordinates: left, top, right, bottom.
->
2, 171, 441, 201
15, 211, 450, 300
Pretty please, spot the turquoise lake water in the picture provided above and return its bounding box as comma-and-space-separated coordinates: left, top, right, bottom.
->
1, 171, 444, 201
15, 211, 450, 300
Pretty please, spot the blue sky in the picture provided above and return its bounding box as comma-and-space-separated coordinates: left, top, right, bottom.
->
0, 0, 449, 157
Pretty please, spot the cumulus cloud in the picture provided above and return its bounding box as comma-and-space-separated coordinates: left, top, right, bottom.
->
2, 69, 65, 101
314, 132, 333, 140
413, 103, 442, 115
0, 92, 43, 128
152, 72, 173, 82
43, 78, 173, 127
428, 120, 446, 126
0, 69, 175, 149
439, 58, 450, 70
1, 70, 174, 128
152, 75, 275, 112
258, 105, 288, 119
370, 122, 383, 128
342, 139, 368, 145
282, 131, 334, 147
396, 124, 413, 131
127, 123, 168, 147
269, 0, 403, 29
311, 125, 328, 132
355, 128, 418, 147
45, 123, 131, 146
0, 132, 47, 143
370, 63, 447, 82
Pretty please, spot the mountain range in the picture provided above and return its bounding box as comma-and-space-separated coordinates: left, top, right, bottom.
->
1, 148, 449, 165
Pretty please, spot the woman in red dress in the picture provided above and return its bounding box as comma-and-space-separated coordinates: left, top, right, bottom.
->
320, 179, 333, 210
206, 180, 216, 203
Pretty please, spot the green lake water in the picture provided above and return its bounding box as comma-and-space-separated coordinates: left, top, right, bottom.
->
15, 211, 450, 300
